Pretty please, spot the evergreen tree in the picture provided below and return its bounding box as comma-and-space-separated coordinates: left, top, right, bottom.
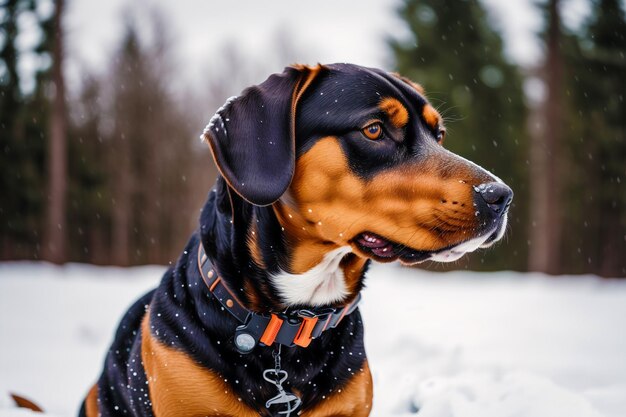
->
57, 9, 211, 266
562, 0, 625, 276
0, 0, 51, 259
42, 0, 68, 263
103, 17, 200, 265
390, 0, 528, 270
0, 0, 26, 257
528, 0, 565, 275
66, 74, 111, 264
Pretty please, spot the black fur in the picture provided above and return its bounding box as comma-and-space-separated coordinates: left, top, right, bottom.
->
83, 63, 509, 416
85, 193, 367, 416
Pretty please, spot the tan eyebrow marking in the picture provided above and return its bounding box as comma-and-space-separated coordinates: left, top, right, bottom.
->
379, 97, 409, 128
422, 104, 441, 130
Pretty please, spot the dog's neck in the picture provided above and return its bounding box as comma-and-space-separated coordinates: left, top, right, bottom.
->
199, 177, 368, 312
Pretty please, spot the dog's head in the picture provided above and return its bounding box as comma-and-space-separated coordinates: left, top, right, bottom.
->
203, 63, 512, 275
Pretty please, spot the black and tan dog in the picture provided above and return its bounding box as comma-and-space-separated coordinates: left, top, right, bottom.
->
81, 63, 512, 417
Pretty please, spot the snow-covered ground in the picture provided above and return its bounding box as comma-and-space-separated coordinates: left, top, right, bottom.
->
0, 262, 625, 417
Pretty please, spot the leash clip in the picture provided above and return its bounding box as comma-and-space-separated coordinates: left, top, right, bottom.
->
263, 345, 301, 416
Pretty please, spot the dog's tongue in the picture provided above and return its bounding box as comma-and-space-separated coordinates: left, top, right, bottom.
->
371, 245, 396, 258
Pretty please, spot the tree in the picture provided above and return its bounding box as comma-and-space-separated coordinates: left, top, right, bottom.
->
0, 0, 25, 258
103, 15, 203, 265
66, 73, 111, 264
42, 0, 68, 263
0, 0, 51, 260
528, 0, 565, 274
108, 26, 139, 265
390, 0, 528, 271
560, 0, 626, 276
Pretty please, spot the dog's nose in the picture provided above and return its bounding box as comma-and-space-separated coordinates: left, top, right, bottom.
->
475, 182, 513, 215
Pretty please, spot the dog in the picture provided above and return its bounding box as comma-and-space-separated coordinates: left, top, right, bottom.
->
80, 63, 512, 417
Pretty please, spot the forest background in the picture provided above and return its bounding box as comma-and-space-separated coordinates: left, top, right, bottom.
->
1, 0, 624, 277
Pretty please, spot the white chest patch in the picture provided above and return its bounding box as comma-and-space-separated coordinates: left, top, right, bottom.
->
270, 246, 352, 306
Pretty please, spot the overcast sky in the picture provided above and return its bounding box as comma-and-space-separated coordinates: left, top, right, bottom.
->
59, 0, 591, 87
11, 0, 592, 96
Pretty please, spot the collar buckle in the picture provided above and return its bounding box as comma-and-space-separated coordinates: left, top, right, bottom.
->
198, 243, 361, 354
293, 315, 318, 348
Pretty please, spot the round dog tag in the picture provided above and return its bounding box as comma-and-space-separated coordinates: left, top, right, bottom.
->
235, 332, 256, 353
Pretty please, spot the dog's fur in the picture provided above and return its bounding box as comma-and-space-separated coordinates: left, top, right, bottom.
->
81, 63, 512, 416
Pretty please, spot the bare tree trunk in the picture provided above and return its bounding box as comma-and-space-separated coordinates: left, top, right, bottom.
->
89, 226, 107, 265
111, 132, 132, 266
142, 118, 161, 264
43, 0, 67, 264
529, 0, 564, 274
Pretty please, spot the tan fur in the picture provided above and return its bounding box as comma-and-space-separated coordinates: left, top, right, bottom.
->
300, 362, 373, 417
247, 221, 266, 269
422, 104, 441, 130
379, 97, 409, 128
277, 137, 482, 272
85, 384, 99, 417
341, 253, 369, 295
141, 315, 259, 417
243, 279, 263, 311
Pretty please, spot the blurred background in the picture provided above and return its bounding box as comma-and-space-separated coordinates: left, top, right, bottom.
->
0, 0, 624, 276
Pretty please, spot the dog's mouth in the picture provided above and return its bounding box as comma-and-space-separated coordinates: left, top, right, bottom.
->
353, 225, 504, 265
352, 232, 431, 264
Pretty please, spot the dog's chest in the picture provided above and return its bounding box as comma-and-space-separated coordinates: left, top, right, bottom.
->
270, 246, 352, 306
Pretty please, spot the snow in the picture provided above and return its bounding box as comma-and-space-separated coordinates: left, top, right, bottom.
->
1, 262, 625, 416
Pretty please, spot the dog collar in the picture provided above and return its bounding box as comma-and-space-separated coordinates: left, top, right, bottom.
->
197, 243, 361, 354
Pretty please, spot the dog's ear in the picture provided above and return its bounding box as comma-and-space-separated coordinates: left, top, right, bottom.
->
202, 64, 323, 206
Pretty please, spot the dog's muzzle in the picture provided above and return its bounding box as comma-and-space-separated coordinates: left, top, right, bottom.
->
429, 181, 513, 262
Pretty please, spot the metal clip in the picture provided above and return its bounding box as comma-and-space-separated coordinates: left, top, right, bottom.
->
263, 345, 301, 416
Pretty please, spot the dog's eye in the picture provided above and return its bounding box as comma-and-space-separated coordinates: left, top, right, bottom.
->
436, 128, 446, 144
362, 123, 383, 140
